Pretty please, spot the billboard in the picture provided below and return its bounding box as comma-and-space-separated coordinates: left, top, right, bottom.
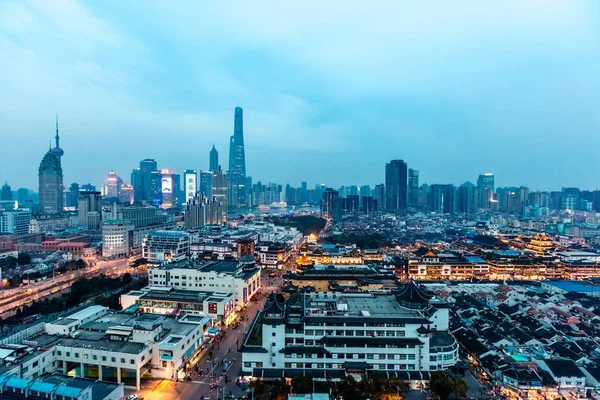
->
184, 172, 197, 203
161, 177, 172, 194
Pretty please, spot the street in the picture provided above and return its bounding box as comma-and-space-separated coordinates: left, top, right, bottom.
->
130, 267, 284, 400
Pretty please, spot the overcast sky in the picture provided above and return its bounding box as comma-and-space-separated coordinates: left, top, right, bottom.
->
1, 1, 600, 191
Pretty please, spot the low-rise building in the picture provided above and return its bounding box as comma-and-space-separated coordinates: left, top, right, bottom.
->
142, 230, 190, 266
148, 258, 261, 311
241, 282, 458, 386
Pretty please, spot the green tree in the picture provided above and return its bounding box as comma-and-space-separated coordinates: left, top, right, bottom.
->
249, 379, 267, 400
291, 376, 314, 394
122, 273, 132, 285
17, 253, 31, 265
271, 379, 291, 400
430, 371, 455, 400
452, 377, 468, 399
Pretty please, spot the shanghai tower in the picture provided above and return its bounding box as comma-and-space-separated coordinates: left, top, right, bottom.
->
228, 107, 247, 207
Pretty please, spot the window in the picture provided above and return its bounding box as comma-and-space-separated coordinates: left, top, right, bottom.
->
408, 354, 415, 360
272, 332, 276, 337
130, 359, 135, 364
111, 357, 116, 362
93, 355, 97, 360
84, 354, 88, 359
102, 356, 107, 361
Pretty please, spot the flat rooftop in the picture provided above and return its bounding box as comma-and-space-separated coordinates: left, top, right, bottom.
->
158, 259, 241, 274
139, 288, 233, 304
306, 294, 414, 318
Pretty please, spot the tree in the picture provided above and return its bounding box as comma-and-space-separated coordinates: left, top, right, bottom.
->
17, 253, 31, 265
452, 377, 468, 399
249, 379, 267, 400
122, 273, 132, 285
430, 371, 455, 400
291, 376, 313, 394
271, 379, 291, 400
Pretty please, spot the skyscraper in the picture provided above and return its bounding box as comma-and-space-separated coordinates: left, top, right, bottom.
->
457, 182, 474, 214
67, 183, 79, 208
78, 191, 102, 228
199, 171, 213, 199
209, 144, 219, 172
408, 169, 419, 209
228, 107, 247, 207
1, 182, 12, 201
39, 148, 64, 215
385, 160, 408, 213
476, 173, 495, 209
106, 170, 123, 198
373, 184, 385, 210
212, 166, 227, 222
430, 184, 456, 214
132, 159, 158, 203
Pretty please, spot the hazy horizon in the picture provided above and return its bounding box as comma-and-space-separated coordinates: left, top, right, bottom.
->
1, 1, 600, 191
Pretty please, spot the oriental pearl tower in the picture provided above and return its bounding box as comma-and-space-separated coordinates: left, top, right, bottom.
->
51, 114, 64, 160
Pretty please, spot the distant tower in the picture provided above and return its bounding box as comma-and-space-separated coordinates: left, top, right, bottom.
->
1, 182, 12, 201
51, 114, 64, 160
228, 107, 247, 207
385, 160, 408, 213
209, 144, 219, 172
39, 148, 64, 215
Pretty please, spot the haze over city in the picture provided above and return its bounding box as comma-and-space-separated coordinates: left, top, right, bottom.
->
1, 1, 600, 190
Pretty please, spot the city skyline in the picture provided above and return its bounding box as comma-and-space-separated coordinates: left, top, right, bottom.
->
2, 1, 600, 190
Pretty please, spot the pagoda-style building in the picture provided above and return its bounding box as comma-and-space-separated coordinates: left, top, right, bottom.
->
526, 233, 553, 255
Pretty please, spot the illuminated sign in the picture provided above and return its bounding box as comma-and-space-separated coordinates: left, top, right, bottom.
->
184, 171, 197, 203
208, 302, 217, 314
161, 177, 172, 194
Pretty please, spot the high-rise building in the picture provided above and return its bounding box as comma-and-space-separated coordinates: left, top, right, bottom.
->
209, 144, 219, 172
39, 140, 64, 215
184, 195, 225, 229
132, 159, 158, 203
228, 107, 247, 207
429, 184, 456, 214
212, 166, 227, 222
17, 188, 30, 203
199, 171, 213, 199
226, 172, 239, 209
321, 188, 339, 219
158, 169, 179, 209
183, 169, 197, 204
119, 184, 134, 205
67, 183, 79, 208
78, 191, 102, 229
561, 187, 581, 211
373, 184, 385, 210
106, 170, 123, 198
0, 209, 31, 235
1, 182, 12, 201
457, 182, 474, 214
408, 169, 419, 209
385, 160, 408, 213
477, 173, 495, 191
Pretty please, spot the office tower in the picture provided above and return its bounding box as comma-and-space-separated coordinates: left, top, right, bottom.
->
301, 181, 308, 203
361, 196, 378, 214
228, 107, 247, 207
408, 169, 419, 209
212, 166, 228, 222
39, 144, 64, 215
184, 195, 224, 229
477, 173, 495, 191
1, 183, 11, 201
359, 185, 371, 200
226, 172, 239, 209
132, 159, 158, 203
199, 171, 213, 199
81, 183, 96, 192
119, 184, 134, 205
209, 144, 219, 172
457, 182, 474, 214
561, 187, 581, 211
429, 184, 456, 214
106, 170, 123, 198
67, 183, 79, 208
17, 188, 30, 203
385, 160, 408, 213
373, 184, 385, 210
321, 188, 339, 219
78, 191, 102, 228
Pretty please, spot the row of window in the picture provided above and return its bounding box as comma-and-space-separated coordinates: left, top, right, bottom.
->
305, 322, 407, 327
57, 350, 144, 365
286, 353, 417, 360
304, 330, 406, 337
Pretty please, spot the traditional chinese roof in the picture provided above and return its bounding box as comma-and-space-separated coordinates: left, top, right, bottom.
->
395, 279, 433, 310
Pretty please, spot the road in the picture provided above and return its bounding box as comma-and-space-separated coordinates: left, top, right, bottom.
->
131, 268, 285, 400
0, 258, 133, 318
